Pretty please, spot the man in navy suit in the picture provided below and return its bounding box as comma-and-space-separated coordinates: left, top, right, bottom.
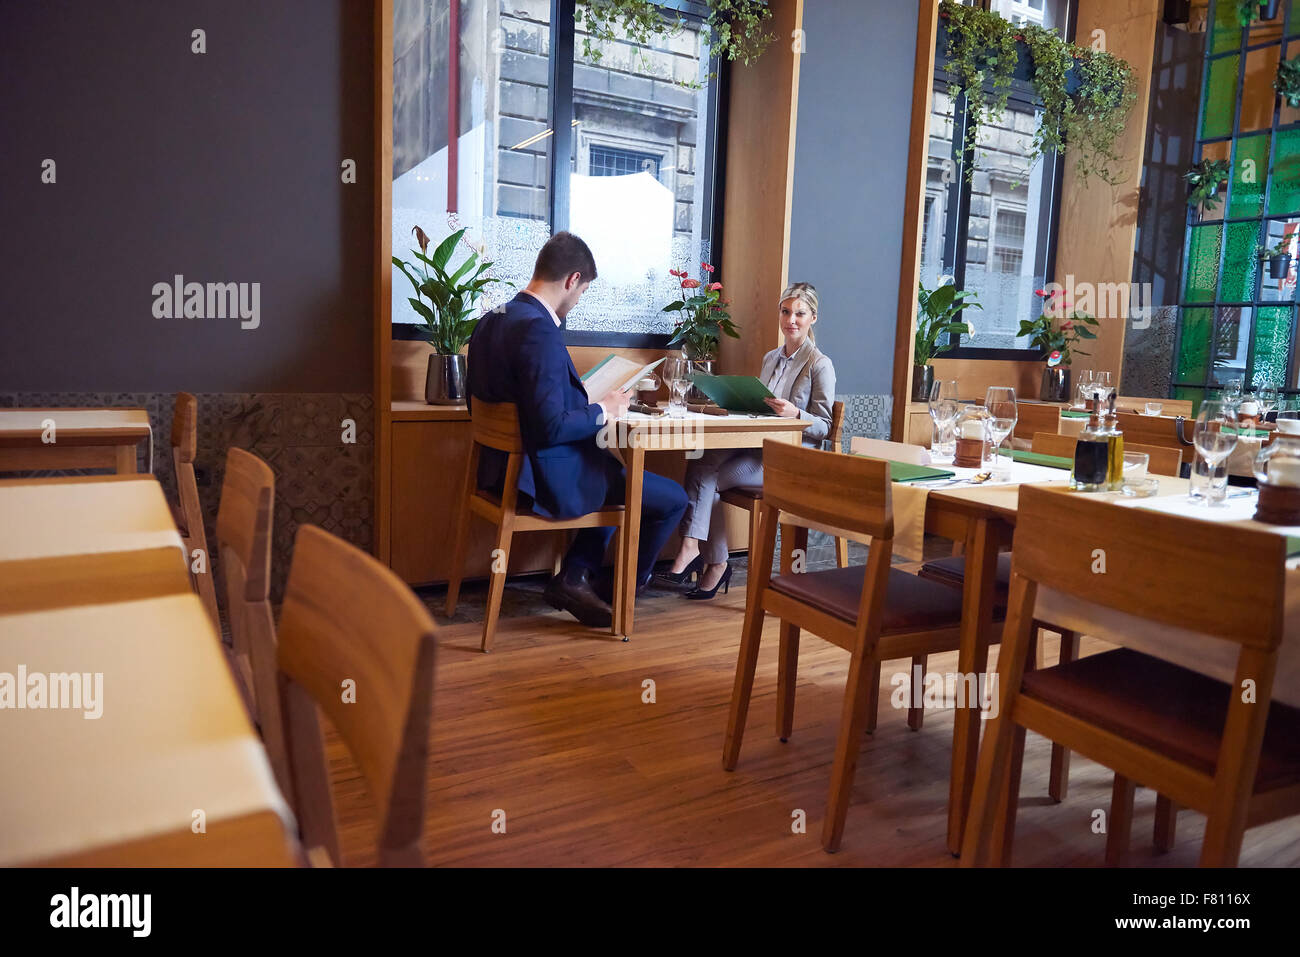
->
467, 232, 687, 627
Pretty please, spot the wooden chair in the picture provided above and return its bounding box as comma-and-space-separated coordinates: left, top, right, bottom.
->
1114, 411, 1196, 466
169, 392, 219, 627
1031, 431, 1183, 477
849, 434, 928, 465
721, 399, 848, 576
1118, 396, 1193, 417
446, 400, 627, 652
1013, 401, 1064, 445
722, 440, 967, 852
214, 447, 289, 799
961, 485, 1300, 867
277, 524, 438, 867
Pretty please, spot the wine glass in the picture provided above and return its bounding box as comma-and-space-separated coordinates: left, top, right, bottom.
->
1091, 371, 1114, 406
1192, 400, 1239, 506
663, 358, 691, 417
1256, 383, 1279, 423
928, 380, 960, 463
1074, 370, 1096, 410
985, 387, 1018, 480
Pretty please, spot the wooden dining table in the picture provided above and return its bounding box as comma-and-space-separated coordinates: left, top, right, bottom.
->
612, 411, 810, 637
0, 592, 297, 866
0, 474, 190, 613
0, 407, 151, 474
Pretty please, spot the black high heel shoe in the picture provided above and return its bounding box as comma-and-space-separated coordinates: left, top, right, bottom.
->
685, 563, 732, 600
649, 555, 703, 591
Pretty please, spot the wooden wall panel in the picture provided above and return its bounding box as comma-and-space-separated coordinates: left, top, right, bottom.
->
375, 0, 394, 562
717, 0, 804, 376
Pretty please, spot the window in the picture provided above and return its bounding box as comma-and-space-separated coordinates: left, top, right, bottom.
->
390, 0, 725, 346
927, 0, 1074, 357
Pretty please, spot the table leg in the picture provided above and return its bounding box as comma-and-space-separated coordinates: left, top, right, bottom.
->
618, 445, 645, 638
946, 516, 1002, 856
115, 444, 138, 474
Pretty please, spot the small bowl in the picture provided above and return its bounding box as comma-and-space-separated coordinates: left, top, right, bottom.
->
1121, 476, 1160, 497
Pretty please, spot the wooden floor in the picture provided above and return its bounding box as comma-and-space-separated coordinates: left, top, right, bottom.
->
324, 582, 1300, 867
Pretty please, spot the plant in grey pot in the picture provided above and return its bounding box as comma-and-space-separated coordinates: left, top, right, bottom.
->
393, 226, 513, 404
914, 277, 980, 402
1258, 240, 1294, 280
1021, 288, 1100, 400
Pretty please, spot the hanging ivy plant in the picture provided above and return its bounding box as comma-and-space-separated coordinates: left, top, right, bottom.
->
937, 0, 1136, 186
1277, 54, 1300, 107
575, 0, 775, 81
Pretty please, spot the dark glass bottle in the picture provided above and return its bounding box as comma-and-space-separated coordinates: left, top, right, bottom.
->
1071, 404, 1109, 492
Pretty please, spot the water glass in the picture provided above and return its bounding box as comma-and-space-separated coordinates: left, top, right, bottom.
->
1192, 400, 1239, 506
1143, 402, 1162, 416
663, 358, 691, 417
930, 421, 956, 464
985, 387, 1017, 481
1074, 370, 1096, 410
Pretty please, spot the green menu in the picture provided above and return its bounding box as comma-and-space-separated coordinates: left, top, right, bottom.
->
690, 374, 776, 415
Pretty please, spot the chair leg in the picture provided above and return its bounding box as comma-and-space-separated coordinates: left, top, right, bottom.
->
988, 724, 1026, 866
1154, 793, 1177, 853
744, 503, 763, 608
1105, 774, 1136, 866
1048, 629, 1079, 803
445, 509, 474, 619
822, 650, 882, 853
776, 622, 800, 742
722, 587, 767, 771
480, 524, 513, 653
907, 655, 927, 731
609, 519, 629, 637
863, 661, 882, 734
834, 536, 849, 568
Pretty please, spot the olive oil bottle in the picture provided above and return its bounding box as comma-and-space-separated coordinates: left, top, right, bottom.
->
1104, 396, 1125, 490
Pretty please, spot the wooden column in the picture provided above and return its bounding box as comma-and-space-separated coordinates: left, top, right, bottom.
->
718, 0, 805, 376
375, 0, 394, 563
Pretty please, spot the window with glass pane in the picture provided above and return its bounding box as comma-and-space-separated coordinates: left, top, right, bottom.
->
562, 11, 716, 336
391, 0, 553, 327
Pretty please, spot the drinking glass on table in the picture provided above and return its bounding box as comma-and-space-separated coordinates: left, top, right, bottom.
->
1091, 371, 1114, 406
928, 379, 960, 463
664, 358, 691, 417
1192, 400, 1239, 506
985, 387, 1017, 481
1256, 384, 1279, 423
1074, 370, 1096, 410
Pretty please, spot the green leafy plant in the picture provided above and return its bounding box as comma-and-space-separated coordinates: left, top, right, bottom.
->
575, 0, 774, 83
1276, 54, 1300, 107
937, 0, 1136, 185
1238, 0, 1262, 27
915, 277, 981, 366
1184, 159, 1231, 215
1019, 289, 1099, 366
392, 226, 513, 356
662, 262, 739, 359
1257, 239, 1292, 258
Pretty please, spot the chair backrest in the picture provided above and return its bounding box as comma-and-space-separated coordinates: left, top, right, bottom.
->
764, 439, 893, 540
827, 400, 845, 452
1013, 401, 1063, 442
1012, 485, 1285, 647
1118, 396, 1193, 417
171, 392, 198, 464
850, 435, 928, 466
1115, 411, 1195, 463
277, 524, 438, 867
1031, 432, 1182, 477
215, 447, 274, 602
470, 400, 525, 454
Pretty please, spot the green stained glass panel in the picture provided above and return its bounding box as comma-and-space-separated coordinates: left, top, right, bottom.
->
1221, 222, 1260, 302
1253, 306, 1294, 388
1201, 55, 1240, 140
1210, 1, 1243, 52
1229, 134, 1270, 219
1184, 225, 1222, 303
1269, 130, 1300, 215
1177, 307, 1212, 383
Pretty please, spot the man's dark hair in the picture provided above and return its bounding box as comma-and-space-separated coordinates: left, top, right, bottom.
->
533, 231, 598, 284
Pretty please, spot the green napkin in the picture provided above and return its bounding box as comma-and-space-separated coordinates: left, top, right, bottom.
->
1010, 449, 1073, 470
1287, 536, 1300, 558
888, 461, 956, 483
1060, 410, 1090, 419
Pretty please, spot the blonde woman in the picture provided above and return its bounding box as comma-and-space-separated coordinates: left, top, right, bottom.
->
654, 282, 837, 599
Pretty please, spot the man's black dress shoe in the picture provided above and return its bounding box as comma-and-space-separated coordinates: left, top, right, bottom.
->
544, 564, 613, 628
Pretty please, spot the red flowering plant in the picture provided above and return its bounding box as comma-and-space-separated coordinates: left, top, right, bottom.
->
662, 262, 740, 359
1018, 288, 1099, 366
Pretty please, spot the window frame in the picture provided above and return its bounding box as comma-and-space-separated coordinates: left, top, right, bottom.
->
932, 0, 1075, 361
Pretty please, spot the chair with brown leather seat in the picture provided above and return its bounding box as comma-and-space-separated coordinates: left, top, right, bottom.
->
720, 400, 847, 584
445, 400, 628, 652
277, 524, 438, 867
961, 485, 1300, 867
722, 439, 967, 852
169, 392, 219, 627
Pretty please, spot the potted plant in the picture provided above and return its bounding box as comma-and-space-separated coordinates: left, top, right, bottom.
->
1184, 159, 1230, 219
663, 263, 738, 402
393, 226, 513, 404
1240, 0, 1280, 26
914, 277, 980, 402
1021, 289, 1100, 400
1258, 240, 1294, 279
1276, 54, 1300, 107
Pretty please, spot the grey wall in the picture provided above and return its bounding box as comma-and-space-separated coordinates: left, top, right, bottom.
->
787, 0, 919, 399
0, 0, 374, 393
